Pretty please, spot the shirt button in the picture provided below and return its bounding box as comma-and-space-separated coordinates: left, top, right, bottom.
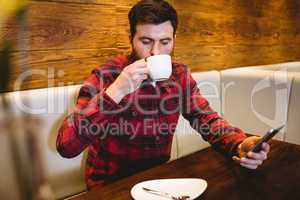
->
132, 111, 137, 117
144, 146, 150, 150
144, 144, 152, 150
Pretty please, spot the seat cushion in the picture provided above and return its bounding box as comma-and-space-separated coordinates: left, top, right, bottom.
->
3, 84, 85, 199
173, 71, 221, 158
0, 133, 22, 200
221, 68, 292, 139
285, 73, 300, 145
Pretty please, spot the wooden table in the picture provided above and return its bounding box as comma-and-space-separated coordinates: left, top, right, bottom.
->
69, 140, 300, 200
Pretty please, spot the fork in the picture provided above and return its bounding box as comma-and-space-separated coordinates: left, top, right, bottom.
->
142, 187, 190, 200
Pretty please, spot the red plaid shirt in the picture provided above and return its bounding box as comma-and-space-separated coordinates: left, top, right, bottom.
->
56, 55, 246, 189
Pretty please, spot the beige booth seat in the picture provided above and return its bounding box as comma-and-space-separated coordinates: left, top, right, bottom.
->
221, 61, 300, 141
241, 61, 300, 73
252, 62, 300, 144
0, 130, 22, 200
285, 73, 300, 144
173, 71, 220, 158
0, 85, 85, 199
237, 62, 300, 144
221, 68, 292, 139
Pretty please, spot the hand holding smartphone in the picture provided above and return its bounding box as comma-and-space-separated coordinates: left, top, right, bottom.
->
250, 125, 285, 153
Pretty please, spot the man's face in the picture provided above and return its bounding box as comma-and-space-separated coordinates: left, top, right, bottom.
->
131, 21, 175, 59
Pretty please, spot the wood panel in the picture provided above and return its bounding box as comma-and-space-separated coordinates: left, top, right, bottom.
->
32, 0, 137, 6
1, 0, 300, 91
8, 48, 129, 91
3, 1, 119, 50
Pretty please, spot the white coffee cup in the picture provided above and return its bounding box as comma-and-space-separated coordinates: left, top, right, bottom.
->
146, 54, 172, 81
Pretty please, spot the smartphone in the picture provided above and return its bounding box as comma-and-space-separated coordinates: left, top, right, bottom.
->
250, 125, 285, 153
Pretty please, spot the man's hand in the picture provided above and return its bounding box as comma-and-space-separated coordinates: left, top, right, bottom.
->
232, 136, 270, 169
106, 59, 149, 103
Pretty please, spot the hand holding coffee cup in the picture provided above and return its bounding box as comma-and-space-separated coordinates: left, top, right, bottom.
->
146, 54, 172, 82
106, 58, 149, 103
106, 55, 172, 103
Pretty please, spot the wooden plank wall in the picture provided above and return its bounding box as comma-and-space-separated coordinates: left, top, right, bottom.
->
1, 0, 300, 91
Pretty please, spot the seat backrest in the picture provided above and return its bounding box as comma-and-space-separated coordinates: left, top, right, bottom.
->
221, 68, 292, 140
0, 133, 22, 200
1, 85, 85, 199
285, 73, 300, 144
225, 62, 300, 73
173, 71, 221, 158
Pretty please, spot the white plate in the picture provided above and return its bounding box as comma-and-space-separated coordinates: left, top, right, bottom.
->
130, 178, 207, 200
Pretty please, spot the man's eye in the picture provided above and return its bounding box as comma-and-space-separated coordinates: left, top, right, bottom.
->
161, 40, 170, 45
142, 40, 151, 45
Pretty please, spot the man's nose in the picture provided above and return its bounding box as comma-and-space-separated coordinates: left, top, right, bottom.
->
150, 42, 160, 55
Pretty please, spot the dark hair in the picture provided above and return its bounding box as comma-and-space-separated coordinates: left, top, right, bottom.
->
128, 0, 178, 37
